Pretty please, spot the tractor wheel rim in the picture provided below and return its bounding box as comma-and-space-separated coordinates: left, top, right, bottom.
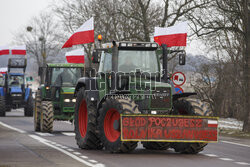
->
104, 108, 120, 142
79, 100, 88, 138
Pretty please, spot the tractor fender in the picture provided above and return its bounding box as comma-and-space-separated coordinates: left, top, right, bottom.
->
97, 91, 132, 111
173, 92, 197, 101
25, 88, 31, 102
74, 77, 99, 102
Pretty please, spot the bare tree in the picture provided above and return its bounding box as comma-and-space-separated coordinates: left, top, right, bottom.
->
14, 12, 64, 67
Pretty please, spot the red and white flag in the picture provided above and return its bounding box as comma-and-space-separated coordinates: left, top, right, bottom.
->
207, 120, 218, 128
0, 67, 7, 74
11, 45, 26, 55
65, 48, 85, 64
62, 17, 94, 48
0, 46, 10, 55
154, 22, 188, 47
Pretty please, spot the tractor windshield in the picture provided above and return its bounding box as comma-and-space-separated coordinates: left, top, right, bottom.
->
99, 50, 159, 74
51, 67, 82, 87
8, 75, 24, 86
118, 50, 159, 73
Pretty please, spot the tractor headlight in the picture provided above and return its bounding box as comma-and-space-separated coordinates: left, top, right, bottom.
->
72, 99, 76, 103
12, 94, 22, 97
64, 99, 70, 102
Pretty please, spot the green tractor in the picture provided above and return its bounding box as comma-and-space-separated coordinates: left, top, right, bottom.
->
34, 63, 84, 132
74, 42, 216, 153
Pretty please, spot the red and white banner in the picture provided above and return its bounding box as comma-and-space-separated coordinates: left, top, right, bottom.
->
62, 17, 94, 48
208, 120, 218, 128
0, 46, 10, 56
11, 45, 26, 55
0, 67, 7, 74
154, 22, 188, 47
65, 48, 84, 64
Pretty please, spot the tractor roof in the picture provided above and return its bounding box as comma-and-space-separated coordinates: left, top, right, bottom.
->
47, 63, 84, 68
9, 73, 24, 76
102, 41, 159, 50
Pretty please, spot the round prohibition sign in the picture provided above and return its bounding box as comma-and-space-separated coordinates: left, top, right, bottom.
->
171, 72, 186, 86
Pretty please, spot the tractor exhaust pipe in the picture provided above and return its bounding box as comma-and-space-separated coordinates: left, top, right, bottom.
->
111, 41, 118, 91
162, 44, 168, 83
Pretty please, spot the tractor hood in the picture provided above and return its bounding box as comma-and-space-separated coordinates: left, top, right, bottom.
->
10, 86, 22, 94
61, 87, 75, 94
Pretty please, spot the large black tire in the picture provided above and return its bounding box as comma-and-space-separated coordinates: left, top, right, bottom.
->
24, 92, 34, 117
0, 96, 6, 117
97, 98, 140, 153
40, 101, 54, 132
74, 88, 102, 149
171, 97, 210, 154
34, 90, 41, 131
142, 142, 170, 150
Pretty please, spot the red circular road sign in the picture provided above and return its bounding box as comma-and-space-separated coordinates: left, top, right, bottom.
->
172, 72, 186, 86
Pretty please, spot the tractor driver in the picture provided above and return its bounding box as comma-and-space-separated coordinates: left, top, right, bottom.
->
119, 56, 138, 72
55, 68, 73, 87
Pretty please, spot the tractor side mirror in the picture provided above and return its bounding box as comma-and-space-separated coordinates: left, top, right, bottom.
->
179, 53, 186, 65
92, 51, 99, 63
26, 76, 33, 81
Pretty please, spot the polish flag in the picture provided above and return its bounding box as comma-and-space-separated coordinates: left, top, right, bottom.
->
0, 67, 7, 74
0, 46, 10, 55
11, 45, 26, 55
154, 22, 188, 47
65, 48, 85, 64
207, 120, 218, 128
62, 17, 94, 48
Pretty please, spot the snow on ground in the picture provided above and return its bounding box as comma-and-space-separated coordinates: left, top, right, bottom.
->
218, 118, 243, 131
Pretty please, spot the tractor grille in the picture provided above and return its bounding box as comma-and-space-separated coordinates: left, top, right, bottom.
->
150, 87, 171, 109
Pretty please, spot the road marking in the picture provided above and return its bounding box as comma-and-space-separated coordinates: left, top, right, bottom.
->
204, 154, 218, 157
219, 158, 233, 161
60, 146, 68, 149
0, 121, 26, 133
29, 135, 105, 167
67, 148, 74, 152
81, 156, 88, 159
89, 160, 98, 163
73, 152, 81, 155
35, 132, 54, 136
235, 162, 250, 165
62, 132, 75, 136
221, 140, 250, 148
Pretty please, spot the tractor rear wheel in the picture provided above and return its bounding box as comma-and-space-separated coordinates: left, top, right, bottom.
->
40, 101, 54, 132
0, 96, 6, 117
25, 92, 34, 117
171, 97, 210, 154
74, 88, 102, 149
142, 142, 170, 150
98, 99, 140, 153
34, 90, 41, 131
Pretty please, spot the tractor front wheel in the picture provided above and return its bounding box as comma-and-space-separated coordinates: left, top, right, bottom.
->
171, 97, 210, 154
40, 101, 54, 132
25, 91, 34, 117
74, 88, 102, 149
98, 99, 139, 153
34, 90, 41, 131
0, 96, 6, 117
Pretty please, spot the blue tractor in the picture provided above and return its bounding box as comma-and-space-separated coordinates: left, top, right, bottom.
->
0, 58, 34, 117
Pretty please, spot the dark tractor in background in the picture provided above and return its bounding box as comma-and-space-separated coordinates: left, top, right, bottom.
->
0, 58, 33, 117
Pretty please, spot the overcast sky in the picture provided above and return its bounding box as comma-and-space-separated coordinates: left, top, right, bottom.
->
0, 0, 205, 55
0, 0, 53, 46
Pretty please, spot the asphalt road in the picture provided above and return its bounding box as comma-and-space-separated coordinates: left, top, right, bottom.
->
0, 109, 250, 167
